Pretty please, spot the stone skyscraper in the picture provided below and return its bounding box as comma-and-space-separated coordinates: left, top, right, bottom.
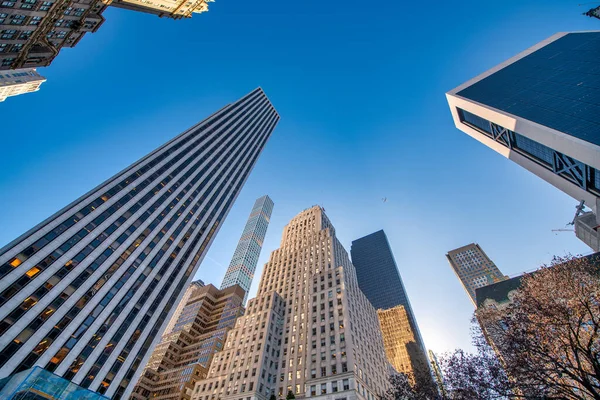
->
0, 87, 279, 399
350, 230, 432, 390
446, 32, 600, 251
194, 206, 390, 400
221, 195, 274, 304
446, 243, 506, 306
0, 68, 45, 101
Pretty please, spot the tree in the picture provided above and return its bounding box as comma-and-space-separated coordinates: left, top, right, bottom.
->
439, 324, 518, 399
269, 394, 277, 400
477, 255, 600, 400
386, 371, 440, 400
286, 390, 295, 400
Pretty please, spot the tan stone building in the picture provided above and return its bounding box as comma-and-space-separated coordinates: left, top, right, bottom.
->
377, 306, 430, 387
0, 0, 212, 70
192, 206, 390, 400
0, 0, 107, 70
0, 67, 44, 100
131, 284, 246, 400
108, 0, 213, 19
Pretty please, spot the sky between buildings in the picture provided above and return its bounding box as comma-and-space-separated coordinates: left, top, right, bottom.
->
0, 0, 597, 355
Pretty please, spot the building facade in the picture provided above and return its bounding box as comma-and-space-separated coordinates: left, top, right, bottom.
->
0, 0, 107, 70
131, 284, 246, 400
193, 206, 390, 400
163, 280, 205, 337
377, 306, 430, 387
0, 67, 44, 100
221, 195, 274, 304
446, 243, 506, 306
108, 0, 212, 19
446, 31, 600, 251
427, 350, 446, 399
0, 87, 279, 399
350, 230, 430, 388
575, 211, 600, 252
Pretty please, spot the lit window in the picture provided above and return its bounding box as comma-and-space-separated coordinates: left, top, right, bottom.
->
26, 266, 40, 277
10, 258, 22, 267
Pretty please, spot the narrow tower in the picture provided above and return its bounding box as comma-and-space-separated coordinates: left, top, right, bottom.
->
0, 87, 279, 399
221, 195, 274, 303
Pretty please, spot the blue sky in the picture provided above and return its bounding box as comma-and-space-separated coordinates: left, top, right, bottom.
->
0, 0, 597, 355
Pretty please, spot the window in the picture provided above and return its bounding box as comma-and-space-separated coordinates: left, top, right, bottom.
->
321, 366, 326, 377
321, 384, 327, 395
310, 385, 316, 396
332, 381, 338, 392
343, 379, 349, 391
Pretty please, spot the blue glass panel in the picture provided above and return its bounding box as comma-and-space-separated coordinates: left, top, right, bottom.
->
458, 108, 492, 135
458, 32, 600, 147
513, 133, 554, 165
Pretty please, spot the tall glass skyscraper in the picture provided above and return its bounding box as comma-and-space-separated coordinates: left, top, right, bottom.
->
220, 195, 274, 303
0, 87, 279, 399
446, 31, 600, 251
350, 230, 431, 388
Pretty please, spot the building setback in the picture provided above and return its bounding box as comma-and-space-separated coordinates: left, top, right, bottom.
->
446, 243, 506, 306
0, 68, 45, 101
131, 284, 246, 400
350, 230, 430, 388
221, 195, 274, 304
193, 206, 390, 400
0, 87, 279, 399
446, 31, 600, 251
163, 279, 205, 337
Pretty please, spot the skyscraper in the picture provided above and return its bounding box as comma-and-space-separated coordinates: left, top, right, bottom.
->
221, 195, 274, 303
446, 243, 506, 306
0, 0, 107, 70
131, 284, 246, 400
446, 31, 600, 251
193, 206, 390, 400
0, 68, 45, 101
0, 87, 279, 399
163, 279, 205, 336
377, 305, 431, 389
350, 230, 431, 389
108, 0, 213, 19
428, 350, 446, 399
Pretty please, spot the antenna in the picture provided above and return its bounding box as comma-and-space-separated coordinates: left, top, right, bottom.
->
567, 200, 586, 226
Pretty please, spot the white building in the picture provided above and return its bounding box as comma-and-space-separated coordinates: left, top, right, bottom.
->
0, 87, 279, 399
446, 31, 600, 250
0, 68, 45, 102
193, 206, 390, 400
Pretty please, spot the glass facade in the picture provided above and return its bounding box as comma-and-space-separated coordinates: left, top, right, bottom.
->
220, 195, 274, 304
0, 366, 108, 399
457, 32, 600, 147
0, 88, 279, 399
350, 230, 427, 355
458, 107, 600, 195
